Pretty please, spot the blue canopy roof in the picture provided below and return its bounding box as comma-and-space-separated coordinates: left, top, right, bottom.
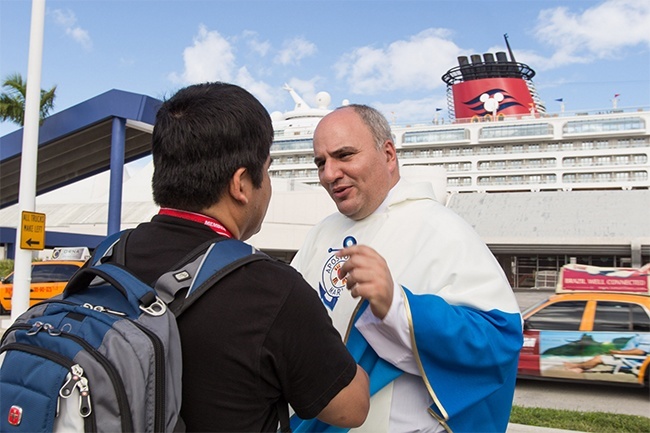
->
0, 89, 161, 208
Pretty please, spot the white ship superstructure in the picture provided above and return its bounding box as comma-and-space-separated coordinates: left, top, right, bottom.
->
270, 105, 650, 194
270, 35, 649, 195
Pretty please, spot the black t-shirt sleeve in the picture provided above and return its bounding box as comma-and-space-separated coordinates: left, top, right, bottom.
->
263, 265, 357, 419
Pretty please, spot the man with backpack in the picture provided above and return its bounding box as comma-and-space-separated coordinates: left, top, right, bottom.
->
111, 82, 369, 431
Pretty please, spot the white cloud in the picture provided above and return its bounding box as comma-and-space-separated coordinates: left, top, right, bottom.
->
334, 28, 461, 95
168, 25, 236, 84
533, 0, 650, 68
374, 96, 447, 125
275, 37, 317, 65
234, 66, 282, 108
50, 9, 92, 50
242, 30, 271, 57
168, 25, 286, 110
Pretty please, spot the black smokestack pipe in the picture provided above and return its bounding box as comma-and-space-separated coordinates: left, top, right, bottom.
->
504, 33, 516, 62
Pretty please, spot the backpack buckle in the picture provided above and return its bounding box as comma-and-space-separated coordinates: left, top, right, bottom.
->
139, 296, 167, 316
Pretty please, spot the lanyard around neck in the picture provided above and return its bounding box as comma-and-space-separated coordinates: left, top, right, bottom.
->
158, 208, 233, 238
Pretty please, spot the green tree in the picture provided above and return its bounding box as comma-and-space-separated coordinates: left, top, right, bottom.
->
0, 72, 56, 126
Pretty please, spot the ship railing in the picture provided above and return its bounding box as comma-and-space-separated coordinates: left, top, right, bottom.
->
390, 106, 649, 129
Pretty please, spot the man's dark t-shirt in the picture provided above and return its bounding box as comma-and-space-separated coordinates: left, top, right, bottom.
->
116, 215, 357, 432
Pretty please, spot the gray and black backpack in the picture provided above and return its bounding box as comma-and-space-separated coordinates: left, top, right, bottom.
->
0, 230, 268, 432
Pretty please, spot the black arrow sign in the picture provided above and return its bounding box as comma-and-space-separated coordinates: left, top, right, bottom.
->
26, 238, 41, 247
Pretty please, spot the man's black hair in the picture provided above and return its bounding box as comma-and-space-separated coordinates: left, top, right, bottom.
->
151, 82, 273, 211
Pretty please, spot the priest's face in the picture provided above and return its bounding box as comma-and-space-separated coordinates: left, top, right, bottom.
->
313, 108, 398, 221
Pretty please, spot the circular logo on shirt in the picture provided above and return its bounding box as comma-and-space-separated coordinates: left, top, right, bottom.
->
321, 254, 348, 299
318, 236, 357, 310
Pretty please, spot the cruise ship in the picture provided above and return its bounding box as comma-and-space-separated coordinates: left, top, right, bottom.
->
268, 37, 650, 195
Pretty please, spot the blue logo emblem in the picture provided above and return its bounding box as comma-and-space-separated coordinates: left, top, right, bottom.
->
319, 236, 357, 310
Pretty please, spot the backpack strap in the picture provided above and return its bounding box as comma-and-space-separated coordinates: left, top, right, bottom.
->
155, 238, 270, 317
63, 263, 162, 316
89, 229, 134, 266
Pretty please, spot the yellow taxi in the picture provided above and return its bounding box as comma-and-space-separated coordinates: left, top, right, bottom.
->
0, 247, 89, 314
518, 263, 650, 387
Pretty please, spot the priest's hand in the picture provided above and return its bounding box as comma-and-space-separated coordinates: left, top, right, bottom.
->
337, 244, 394, 320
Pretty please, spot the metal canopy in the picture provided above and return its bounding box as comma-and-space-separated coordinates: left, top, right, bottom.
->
0, 89, 161, 209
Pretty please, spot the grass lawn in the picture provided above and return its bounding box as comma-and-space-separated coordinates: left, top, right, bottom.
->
510, 405, 650, 433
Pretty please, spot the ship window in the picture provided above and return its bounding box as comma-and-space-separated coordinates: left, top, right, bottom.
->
615, 155, 629, 164
596, 156, 609, 165
271, 139, 314, 151
578, 173, 593, 181
480, 123, 552, 139
615, 172, 629, 180
403, 129, 467, 144
563, 117, 645, 134
596, 172, 609, 181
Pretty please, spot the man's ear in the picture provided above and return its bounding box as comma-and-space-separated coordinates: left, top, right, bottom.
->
383, 140, 397, 163
229, 167, 250, 205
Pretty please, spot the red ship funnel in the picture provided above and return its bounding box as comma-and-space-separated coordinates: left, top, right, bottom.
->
441, 35, 544, 120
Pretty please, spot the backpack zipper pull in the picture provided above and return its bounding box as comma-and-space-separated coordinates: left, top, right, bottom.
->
26, 321, 44, 335
83, 302, 126, 316
77, 376, 92, 417
59, 364, 84, 398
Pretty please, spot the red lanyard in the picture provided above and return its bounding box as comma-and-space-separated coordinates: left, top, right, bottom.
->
158, 208, 233, 238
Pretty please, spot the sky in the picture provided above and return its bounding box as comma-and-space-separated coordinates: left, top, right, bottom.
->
1, 0, 650, 138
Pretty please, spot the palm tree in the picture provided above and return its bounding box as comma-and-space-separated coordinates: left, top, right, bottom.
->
0, 72, 56, 126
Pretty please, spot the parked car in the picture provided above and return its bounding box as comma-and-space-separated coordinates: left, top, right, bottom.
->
0, 247, 89, 314
518, 263, 650, 387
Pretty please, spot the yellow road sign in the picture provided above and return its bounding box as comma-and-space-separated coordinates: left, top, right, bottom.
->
20, 210, 46, 250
